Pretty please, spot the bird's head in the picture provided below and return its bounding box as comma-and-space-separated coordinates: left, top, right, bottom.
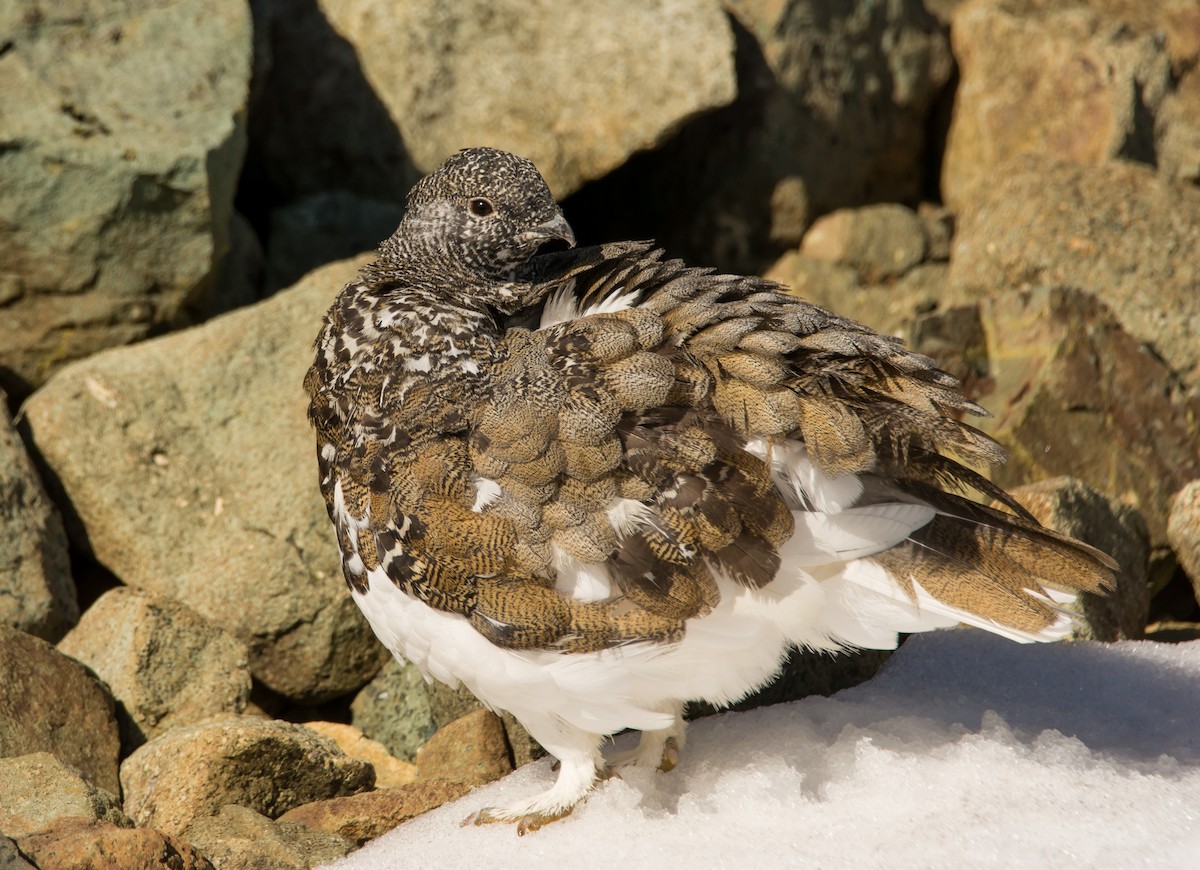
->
377, 148, 576, 311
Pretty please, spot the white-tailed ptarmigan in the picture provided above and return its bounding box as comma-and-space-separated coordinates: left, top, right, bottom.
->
304, 147, 1115, 834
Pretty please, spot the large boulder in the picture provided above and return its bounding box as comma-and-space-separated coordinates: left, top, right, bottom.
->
0, 753, 131, 840
22, 256, 385, 703
120, 716, 375, 836
0, 0, 252, 395
249, 0, 736, 201
0, 626, 120, 795
58, 587, 253, 750
950, 157, 1200, 394
0, 396, 75, 641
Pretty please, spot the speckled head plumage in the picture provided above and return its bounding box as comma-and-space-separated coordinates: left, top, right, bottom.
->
372, 148, 575, 306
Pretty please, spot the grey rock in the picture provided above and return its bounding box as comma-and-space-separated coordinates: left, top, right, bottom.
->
0, 752, 131, 840
950, 156, 1200, 394
22, 256, 384, 703
350, 658, 437, 763
0, 837, 35, 870
1008, 477, 1151, 640
58, 587, 252, 751
0, 0, 252, 394
120, 716, 375, 836
181, 805, 354, 870
0, 396, 75, 642
1167, 481, 1200, 605
0, 625, 120, 795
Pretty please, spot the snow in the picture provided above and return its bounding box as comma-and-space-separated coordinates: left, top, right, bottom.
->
323, 631, 1200, 870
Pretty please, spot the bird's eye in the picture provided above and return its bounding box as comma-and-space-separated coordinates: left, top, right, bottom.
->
468, 198, 495, 217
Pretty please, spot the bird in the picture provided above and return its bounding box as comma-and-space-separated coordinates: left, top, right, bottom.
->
304, 147, 1116, 834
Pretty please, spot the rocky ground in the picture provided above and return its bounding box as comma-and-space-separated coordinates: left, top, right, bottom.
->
1, 0, 1199, 867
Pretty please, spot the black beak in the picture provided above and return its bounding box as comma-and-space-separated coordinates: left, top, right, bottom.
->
525, 212, 576, 248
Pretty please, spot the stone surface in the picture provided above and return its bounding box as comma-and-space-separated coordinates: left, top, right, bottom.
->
1168, 481, 1200, 605
950, 157, 1200, 394
942, 0, 1171, 208
0, 0, 252, 395
414, 709, 513, 788
567, 0, 954, 272
22, 256, 384, 703
943, 0, 1200, 204
0, 753, 131, 839
0, 626, 120, 795
350, 657, 437, 763
120, 716, 374, 836
57, 587, 252, 750
302, 721, 416, 790
0, 396, 75, 641
180, 804, 354, 870
0, 837, 34, 870
969, 286, 1200, 547
1008, 477, 1150, 640
15, 818, 213, 870
278, 782, 472, 846
319, 0, 735, 199
799, 204, 928, 283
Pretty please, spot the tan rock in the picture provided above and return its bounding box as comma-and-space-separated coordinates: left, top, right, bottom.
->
58, 587, 251, 749
1167, 482, 1200, 605
120, 716, 374, 836
799, 205, 927, 283
0, 753, 131, 839
302, 721, 417, 789
278, 782, 472, 846
16, 818, 213, 870
181, 804, 354, 870
416, 709, 512, 788
0, 626, 120, 795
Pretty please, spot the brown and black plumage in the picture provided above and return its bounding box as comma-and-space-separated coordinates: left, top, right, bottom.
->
304, 147, 1115, 833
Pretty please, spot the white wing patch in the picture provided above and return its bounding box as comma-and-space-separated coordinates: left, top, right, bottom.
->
745, 437, 864, 513
472, 477, 503, 513
540, 281, 643, 328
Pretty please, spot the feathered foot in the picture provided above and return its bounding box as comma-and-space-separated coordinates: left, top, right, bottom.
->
606, 701, 687, 773
463, 714, 604, 835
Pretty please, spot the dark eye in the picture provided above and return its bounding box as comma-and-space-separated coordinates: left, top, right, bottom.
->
468, 197, 494, 217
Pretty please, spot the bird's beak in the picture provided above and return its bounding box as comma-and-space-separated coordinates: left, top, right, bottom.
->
525, 212, 576, 248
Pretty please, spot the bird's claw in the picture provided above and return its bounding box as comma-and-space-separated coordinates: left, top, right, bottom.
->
463, 806, 572, 836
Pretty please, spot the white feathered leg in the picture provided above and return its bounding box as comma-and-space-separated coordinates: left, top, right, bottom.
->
606, 700, 687, 772
466, 711, 604, 835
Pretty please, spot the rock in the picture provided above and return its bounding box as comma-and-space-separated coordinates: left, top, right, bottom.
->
799, 204, 928, 283
120, 716, 375, 836
57, 587, 252, 751
950, 157, 1200, 395
0, 0, 252, 395
1007, 477, 1150, 640
942, 0, 1172, 209
0, 753, 131, 839
414, 709, 512, 788
21, 256, 384, 703
15, 818, 213, 870
0, 396, 75, 641
278, 782, 472, 846
1167, 481, 1200, 604
301, 722, 416, 789
350, 658, 438, 763
568, 0, 954, 272
0, 837, 35, 869
180, 804, 354, 870
265, 192, 405, 294
969, 286, 1200, 547
0, 625, 120, 795
282, 0, 736, 200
